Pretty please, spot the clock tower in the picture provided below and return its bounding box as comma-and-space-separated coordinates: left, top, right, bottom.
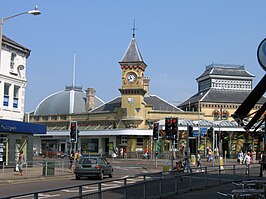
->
119, 34, 147, 128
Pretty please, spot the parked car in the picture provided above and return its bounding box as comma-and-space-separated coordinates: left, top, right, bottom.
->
43, 148, 64, 158
73, 156, 113, 180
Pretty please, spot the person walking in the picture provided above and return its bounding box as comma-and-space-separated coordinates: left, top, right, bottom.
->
75, 150, 82, 162
183, 152, 192, 173
18, 151, 24, 176
69, 151, 74, 169
197, 151, 202, 170
261, 151, 266, 176
243, 152, 251, 175
99, 147, 103, 157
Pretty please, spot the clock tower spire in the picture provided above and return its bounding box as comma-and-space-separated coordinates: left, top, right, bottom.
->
119, 32, 147, 128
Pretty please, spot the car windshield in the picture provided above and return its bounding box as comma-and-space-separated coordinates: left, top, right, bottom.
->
80, 158, 97, 164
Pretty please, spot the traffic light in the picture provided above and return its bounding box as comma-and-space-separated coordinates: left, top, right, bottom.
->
171, 118, 178, 140
221, 132, 225, 140
153, 122, 159, 140
207, 127, 213, 137
188, 125, 193, 137
70, 121, 77, 143
165, 117, 172, 139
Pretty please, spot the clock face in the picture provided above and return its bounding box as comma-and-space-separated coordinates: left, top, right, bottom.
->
126, 73, 137, 83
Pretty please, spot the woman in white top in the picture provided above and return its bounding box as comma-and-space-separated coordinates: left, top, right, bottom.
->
243, 152, 251, 175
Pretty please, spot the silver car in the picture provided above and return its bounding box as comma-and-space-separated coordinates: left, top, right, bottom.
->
73, 156, 113, 180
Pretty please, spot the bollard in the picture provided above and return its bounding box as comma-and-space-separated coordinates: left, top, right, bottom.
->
219, 156, 224, 170
190, 155, 196, 165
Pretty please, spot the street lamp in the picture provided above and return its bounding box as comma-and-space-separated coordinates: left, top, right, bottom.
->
0, 6, 41, 67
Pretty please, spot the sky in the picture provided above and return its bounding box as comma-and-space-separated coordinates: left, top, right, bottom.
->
1, 1, 266, 112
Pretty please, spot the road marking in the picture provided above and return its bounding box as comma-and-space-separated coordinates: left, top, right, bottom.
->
38, 193, 61, 198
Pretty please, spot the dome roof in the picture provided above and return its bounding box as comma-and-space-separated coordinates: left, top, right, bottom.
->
34, 86, 104, 115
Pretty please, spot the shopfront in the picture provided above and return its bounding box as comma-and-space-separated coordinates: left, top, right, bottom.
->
0, 119, 46, 165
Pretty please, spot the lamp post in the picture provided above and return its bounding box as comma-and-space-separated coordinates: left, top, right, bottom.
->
0, 6, 41, 67
197, 100, 200, 157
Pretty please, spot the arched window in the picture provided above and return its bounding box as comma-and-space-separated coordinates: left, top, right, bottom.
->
222, 110, 229, 120
212, 110, 220, 121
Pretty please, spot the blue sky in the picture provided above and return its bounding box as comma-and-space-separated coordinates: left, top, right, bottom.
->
1, 1, 266, 112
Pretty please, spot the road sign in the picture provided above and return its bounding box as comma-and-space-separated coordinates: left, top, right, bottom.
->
192, 128, 208, 137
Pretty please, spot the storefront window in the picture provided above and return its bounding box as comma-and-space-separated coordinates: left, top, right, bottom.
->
0, 135, 8, 165
81, 139, 98, 154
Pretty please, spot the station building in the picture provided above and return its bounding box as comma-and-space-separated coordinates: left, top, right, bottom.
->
29, 34, 266, 159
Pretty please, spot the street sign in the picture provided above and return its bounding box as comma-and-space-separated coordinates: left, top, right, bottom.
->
192, 127, 208, 137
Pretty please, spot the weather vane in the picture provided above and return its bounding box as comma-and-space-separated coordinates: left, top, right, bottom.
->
131, 19, 137, 38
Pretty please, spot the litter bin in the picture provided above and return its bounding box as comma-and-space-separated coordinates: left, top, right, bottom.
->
163, 160, 170, 172
43, 161, 55, 176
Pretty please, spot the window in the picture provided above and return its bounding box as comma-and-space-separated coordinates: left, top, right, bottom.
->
13, 85, 19, 108
222, 110, 229, 120
3, 83, 11, 107
213, 110, 220, 121
10, 52, 16, 70
137, 137, 143, 146
121, 136, 127, 145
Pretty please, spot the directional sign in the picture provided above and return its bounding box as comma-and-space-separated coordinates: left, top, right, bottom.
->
192, 128, 208, 137
200, 127, 207, 133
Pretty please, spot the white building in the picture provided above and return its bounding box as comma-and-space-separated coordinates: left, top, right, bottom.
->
0, 35, 30, 121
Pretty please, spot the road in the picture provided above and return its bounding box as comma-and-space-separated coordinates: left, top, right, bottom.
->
0, 157, 262, 198
0, 162, 152, 198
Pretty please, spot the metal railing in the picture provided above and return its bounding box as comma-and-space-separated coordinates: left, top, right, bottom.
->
0, 160, 72, 180
0, 164, 262, 199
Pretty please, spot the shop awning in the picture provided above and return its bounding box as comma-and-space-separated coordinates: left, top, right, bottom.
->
0, 119, 46, 134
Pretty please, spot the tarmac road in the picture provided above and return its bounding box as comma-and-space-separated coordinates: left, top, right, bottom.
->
0, 157, 264, 198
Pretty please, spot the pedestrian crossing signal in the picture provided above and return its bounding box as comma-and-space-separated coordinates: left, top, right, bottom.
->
153, 122, 159, 140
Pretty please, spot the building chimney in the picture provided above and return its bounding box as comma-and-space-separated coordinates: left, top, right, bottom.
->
143, 77, 150, 96
86, 88, 96, 111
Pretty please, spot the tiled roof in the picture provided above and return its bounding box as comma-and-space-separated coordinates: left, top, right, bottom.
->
3, 35, 30, 55
120, 37, 144, 63
197, 64, 254, 80
91, 95, 183, 113
179, 88, 266, 106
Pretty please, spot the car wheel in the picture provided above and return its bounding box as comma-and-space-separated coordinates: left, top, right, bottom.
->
76, 175, 80, 180
99, 171, 104, 180
109, 172, 113, 178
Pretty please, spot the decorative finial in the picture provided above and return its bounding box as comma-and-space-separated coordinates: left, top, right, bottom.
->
131, 19, 137, 38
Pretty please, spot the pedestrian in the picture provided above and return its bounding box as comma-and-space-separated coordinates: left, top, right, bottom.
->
74, 150, 81, 162
18, 151, 24, 176
69, 151, 74, 169
197, 151, 202, 170
114, 146, 118, 157
143, 147, 149, 159
183, 152, 192, 173
261, 151, 266, 176
243, 152, 251, 175
237, 150, 243, 164
206, 147, 210, 162
99, 147, 102, 157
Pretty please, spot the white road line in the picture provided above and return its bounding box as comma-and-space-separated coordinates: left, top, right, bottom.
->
39, 193, 61, 198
